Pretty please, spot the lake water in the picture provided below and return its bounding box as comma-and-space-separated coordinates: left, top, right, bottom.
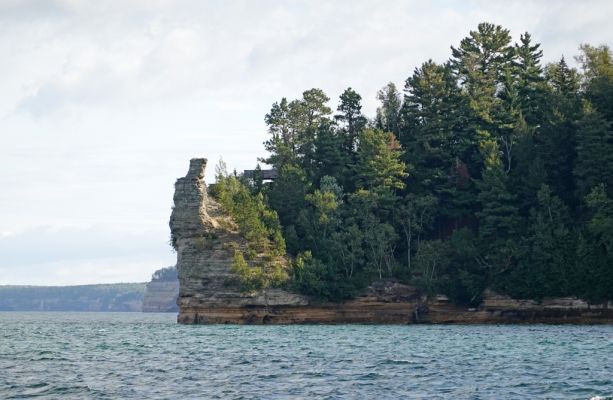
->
0, 312, 611, 399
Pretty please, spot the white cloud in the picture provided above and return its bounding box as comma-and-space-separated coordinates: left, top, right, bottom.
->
0, 0, 611, 284
0, 256, 173, 286
0, 225, 175, 285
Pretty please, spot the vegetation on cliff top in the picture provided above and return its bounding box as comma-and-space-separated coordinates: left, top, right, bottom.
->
213, 23, 613, 304
212, 165, 288, 291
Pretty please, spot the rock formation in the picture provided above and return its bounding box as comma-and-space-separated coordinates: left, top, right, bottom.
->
170, 158, 613, 324
142, 267, 179, 312
170, 159, 308, 323
170, 159, 423, 324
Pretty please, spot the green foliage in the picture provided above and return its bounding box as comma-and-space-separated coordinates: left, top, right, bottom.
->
573, 106, 613, 199
336, 87, 367, 153
502, 185, 575, 299
356, 129, 408, 192
213, 167, 289, 292
577, 44, 613, 121
215, 169, 285, 256
231, 250, 287, 292
375, 82, 402, 134
238, 22, 613, 304
572, 185, 613, 302
290, 251, 357, 301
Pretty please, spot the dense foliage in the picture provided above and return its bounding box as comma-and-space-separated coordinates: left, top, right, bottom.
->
221, 23, 613, 304
213, 165, 288, 291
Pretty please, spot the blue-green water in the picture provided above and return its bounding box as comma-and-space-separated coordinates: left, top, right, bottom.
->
0, 312, 611, 399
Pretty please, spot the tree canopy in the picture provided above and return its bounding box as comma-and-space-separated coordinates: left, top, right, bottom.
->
214, 23, 613, 303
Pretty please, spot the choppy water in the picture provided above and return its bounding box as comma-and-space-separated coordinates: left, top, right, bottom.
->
0, 312, 611, 399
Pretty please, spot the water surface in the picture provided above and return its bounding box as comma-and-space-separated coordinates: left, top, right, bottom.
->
0, 312, 611, 399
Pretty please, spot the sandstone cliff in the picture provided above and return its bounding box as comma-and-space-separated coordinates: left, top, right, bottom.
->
170, 158, 613, 324
170, 158, 308, 324
142, 267, 179, 313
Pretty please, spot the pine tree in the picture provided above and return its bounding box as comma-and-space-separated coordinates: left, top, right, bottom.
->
522, 185, 574, 298
450, 22, 514, 129
476, 140, 520, 241
262, 98, 298, 168
267, 164, 311, 231
312, 122, 345, 185
576, 44, 613, 122
335, 87, 367, 153
475, 140, 521, 281
578, 185, 613, 301
513, 32, 546, 127
400, 61, 459, 192
400, 60, 478, 234
540, 58, 581, 207
574, 106, 613, 199
375, 82, 402, 135
356, 129, 408, 193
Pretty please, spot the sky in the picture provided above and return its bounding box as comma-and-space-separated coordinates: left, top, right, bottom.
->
1, 0, 612, 285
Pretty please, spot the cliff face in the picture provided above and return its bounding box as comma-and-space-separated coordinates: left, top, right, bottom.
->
170, 158, 613, 324
170, 158, 309, 324
142, 281, 179, 312
142, 267, 179, 312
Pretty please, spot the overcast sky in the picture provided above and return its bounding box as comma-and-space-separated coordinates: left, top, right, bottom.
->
1, 0, 611, 285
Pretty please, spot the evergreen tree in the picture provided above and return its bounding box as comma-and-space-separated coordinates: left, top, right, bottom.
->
512, 32, 546, 127
335, 87, 367, 153
312, 121, 345, 185
574, 106, 613, 199
475, 140, 521, 281
262, 98, 297, 168
450, 22, 514, 131
295, 88, 333, 173
267, 164, 311, 254
505, 185, 574, 298
400, 61, 462, 192
576, 44, 613, 122
577, 185, 613, 301
247, 23, 613, 304
375, 82, 402, 135
355, 129, 408, 193
540, 58, 581, 207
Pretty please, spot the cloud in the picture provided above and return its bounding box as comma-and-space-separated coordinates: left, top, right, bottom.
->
16, 63, 126, 117
8, 1, 613, 118
0, 257, 171, 286
0, 0, 71, 22
0, 226, 169, 266
0, 226, 175, 285
0, 0, 611, 284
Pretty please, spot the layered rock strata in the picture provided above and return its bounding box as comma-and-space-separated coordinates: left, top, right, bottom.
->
171, 158, 613, 324
142, 280, 179, 312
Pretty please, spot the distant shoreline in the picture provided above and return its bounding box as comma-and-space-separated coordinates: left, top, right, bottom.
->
0, 282, 175, 312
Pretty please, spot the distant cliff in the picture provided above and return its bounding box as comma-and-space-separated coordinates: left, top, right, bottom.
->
142, 266, 179, 312
170, 158, 613, 324
0, 283, 145, 312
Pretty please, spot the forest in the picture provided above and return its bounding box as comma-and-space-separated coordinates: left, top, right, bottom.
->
213, 23, 613, 305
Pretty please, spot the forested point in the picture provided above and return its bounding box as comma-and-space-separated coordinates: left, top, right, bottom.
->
213, 23, 613, 305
